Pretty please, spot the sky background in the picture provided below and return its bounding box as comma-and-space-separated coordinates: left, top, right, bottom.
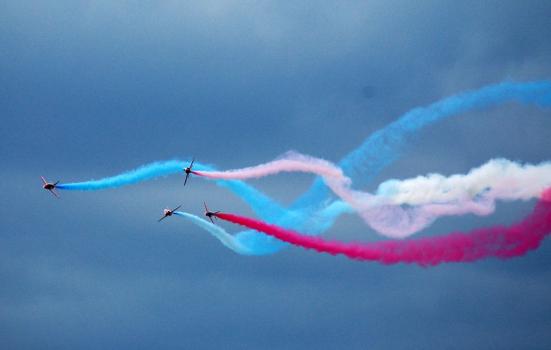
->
2, 1, 551, 349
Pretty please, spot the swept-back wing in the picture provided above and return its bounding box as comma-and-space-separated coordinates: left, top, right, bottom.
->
184, 173, 190, 186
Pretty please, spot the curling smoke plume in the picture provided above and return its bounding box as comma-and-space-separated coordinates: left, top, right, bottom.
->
232, 80, 551, 250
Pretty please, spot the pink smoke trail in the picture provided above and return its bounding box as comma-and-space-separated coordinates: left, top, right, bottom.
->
192, 151, 344, 180
214, 187, 551, 266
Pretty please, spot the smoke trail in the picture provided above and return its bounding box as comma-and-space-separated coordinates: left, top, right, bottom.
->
172, 212, 256, 255
57, 160, 186, 190
347, 159, 551, 238
376, 159, 551, 205
214, 187, 551, 266
191, 151, 343, 180
193, 152, 551, 238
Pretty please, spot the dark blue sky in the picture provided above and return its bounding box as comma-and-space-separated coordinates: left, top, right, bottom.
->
2, 1, 551, 349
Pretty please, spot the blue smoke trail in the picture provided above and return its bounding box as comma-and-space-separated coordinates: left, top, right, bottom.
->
57, 160, 186, 190
173, 212, 255, 255
57, 159, 287, 222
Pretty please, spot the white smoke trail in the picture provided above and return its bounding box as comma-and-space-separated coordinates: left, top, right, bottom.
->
194, 152, 551, 238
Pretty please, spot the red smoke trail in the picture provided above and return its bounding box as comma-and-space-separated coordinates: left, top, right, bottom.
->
215, 188, 551, 266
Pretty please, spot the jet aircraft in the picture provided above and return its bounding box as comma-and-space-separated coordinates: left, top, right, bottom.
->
158, 204, 182, 222
41, 176, 60, 198
204, 202, 220, 224
183, 158, 195, 186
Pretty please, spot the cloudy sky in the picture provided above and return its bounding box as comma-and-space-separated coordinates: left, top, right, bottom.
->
2, 1, 551, 349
